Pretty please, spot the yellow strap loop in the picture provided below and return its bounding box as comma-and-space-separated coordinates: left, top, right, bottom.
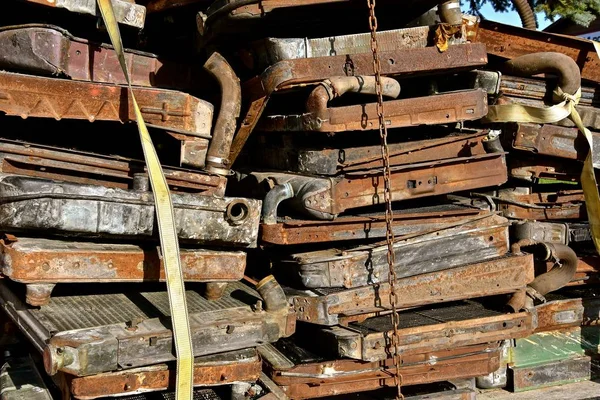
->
96, 1, 194, 399
486, 46, 600, 254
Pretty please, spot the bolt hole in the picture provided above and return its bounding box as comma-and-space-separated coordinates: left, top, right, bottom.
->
388, 58, 395, 65
75, 50, 81, 56
226, 201, 249, 225
502, 322, 507, 328
489, 236, 494, 242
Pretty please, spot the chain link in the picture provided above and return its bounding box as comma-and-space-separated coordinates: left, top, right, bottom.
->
366, 1, 403, 399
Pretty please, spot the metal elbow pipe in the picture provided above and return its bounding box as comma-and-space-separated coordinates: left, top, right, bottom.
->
256, 275, 288, 312
529, 243, 578, 296
262, 183, 294, 225
508, 240, 578, 311
438, 0, 462, 26
203, 52, 242, 176
503, 52, 581, 102
511, 0, 537, 30
306, 76, 400, 119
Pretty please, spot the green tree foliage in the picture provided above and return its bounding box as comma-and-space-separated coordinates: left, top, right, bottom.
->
463, 0, 600, 27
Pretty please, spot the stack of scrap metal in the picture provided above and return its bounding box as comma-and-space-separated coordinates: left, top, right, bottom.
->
0, 1, 598, 400
0, 1, 295, 399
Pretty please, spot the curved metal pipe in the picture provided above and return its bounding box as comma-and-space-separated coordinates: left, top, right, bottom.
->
203, 52, 242, 176
256, 275, 288, 312
512, 0, 537, 30
530, 243, 578, 296
482, 130, 504, 154
306, 76, 401, 119
262, 183, 294, 225
503, 52, 581, 101
438, 0, 462, 26
508, 240, 578, 311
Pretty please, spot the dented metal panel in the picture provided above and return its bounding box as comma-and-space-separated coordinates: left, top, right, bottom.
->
497, 188, 586, 221
0, 281, 295, 377
513, 221, 591, 245
535, 299, 584, 333
249, 24, 469, 73
67, 348, 261, 399
254, 130, 489, 175
19, 0, 146, 29
280, 214, 510, 289
0, 174, 260, 247
250, 153, 507, 220
260, 341, 501, 399
0, 71, 213, 137
259, 89, 488, 133
288, 253, 535, 326
261, 204, 487, 246
0, 237, 246, 284
509, 156, 582, 183
479, 20, 600, 84
0, 25, 198, 90
508, 123, 600, 168
0, 138, 225, 195
300, 301, 532, 362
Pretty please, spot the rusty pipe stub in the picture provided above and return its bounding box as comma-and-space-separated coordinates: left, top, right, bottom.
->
306, 76, 400, 119
438, 0, 462, 26
204, 52, 242, 176
256, 275, 288, 312
44, 344, 73, 376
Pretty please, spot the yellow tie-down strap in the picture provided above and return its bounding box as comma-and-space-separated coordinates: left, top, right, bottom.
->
486, 41, 600, 255
97, 1, 194, 399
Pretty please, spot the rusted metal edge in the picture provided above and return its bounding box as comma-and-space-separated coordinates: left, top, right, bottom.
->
479, 20, 600, 84
0, 70, 213, 138
0, 138, 225, 194
253, 130, 489, 175
260, 207, 487, 245
261, 342, 500, 399
230, 43, 487, 163
0, 25, 200, 90
314, 309, 532, 362
535, 298, 584, 333
289, 253, 534, 326
282, 214, 510, 289
0, 236, 246, 283
497, 188, 586, 221
67, 348, 262, 400
252, 153, 507, 220
258, 89, 488, 133
508, 123, 600, 169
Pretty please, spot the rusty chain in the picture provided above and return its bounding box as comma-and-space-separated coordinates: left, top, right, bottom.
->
366, 1, 403, 399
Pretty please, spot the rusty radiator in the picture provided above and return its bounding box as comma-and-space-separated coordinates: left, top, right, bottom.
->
0, 280, 295, 377
259, 341, 501, 399
287, 253, 534, 326
278, 214, 509, 289
0, 174, 260, 247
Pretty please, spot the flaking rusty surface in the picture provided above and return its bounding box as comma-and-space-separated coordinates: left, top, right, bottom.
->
0, 71, 213, 137
259, 89, 488, 133
261, 205, 487, 245
68, 348, 261, 399
0, 138, 224, 194
282, 214, 510, 288
289, 253, 534, 325
0, 174, 260, 247
0, 25, 198, 90
0, 237, 246, 283
260, 342, 500, 399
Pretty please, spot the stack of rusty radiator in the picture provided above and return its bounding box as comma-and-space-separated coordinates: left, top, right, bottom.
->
0, 1, 598, 400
